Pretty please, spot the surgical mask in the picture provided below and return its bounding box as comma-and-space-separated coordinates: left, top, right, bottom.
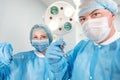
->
32, 39, 49, 52
82, 17, 111, 43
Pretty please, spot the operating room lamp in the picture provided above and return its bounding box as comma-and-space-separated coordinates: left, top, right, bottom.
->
44, 1, 75, 38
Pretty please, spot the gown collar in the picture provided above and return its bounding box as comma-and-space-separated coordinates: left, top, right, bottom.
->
34, 50, 45, 58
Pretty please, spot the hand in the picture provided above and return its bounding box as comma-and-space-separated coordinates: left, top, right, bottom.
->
0, 43, 13, 65
46, 38, 66, 64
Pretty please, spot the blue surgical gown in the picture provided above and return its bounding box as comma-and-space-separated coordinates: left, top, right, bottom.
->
49, 38, 120, 80
0, 63, 11, 80
0, 42, 12, 80
9, 50, 51, 80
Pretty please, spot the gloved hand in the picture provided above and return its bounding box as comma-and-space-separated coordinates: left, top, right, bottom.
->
45, 38, 66, 64
0, 42, 13, 65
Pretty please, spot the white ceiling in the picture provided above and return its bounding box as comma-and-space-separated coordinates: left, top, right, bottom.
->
41, 0, 120, 14
41, 0, 75, 6
41, 0, 120, 6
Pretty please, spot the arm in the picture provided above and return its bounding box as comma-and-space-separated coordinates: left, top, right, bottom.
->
0, 43, 13, 80
45, 38, 71, 80
0, 63, 11, 80
45, 38, 88, 80
45, 38, 85, 80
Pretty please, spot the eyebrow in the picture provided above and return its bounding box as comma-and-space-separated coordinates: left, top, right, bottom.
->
79, 9, 99, 18
89, 9, 99, 15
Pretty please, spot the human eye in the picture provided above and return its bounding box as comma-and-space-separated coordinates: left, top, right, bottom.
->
79, 17, 86, 24
91, 12, 102, 18
41, 35, 48, 39
33, 36, 38, 39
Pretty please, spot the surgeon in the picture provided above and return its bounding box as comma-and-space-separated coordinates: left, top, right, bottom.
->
45, 0, 120, 80
0, 43, 13, 80
9, 24, 53, 80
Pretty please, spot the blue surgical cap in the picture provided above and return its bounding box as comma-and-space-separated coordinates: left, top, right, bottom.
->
78, 0, 118, 17
30, 24, 53, 44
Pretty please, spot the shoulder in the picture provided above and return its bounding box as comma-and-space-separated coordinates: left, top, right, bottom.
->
15, 50, 34, 55
67, 39, 91, 54
74, 39, 91, 51
13, 50, 34, 59
66, 39, 92, 58
77, 39, 91, 45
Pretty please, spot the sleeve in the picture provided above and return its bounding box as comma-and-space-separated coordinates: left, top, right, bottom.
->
0, 43, 13, 80
0, 63, 11, 80
46, 40, 88, 80
0, 43, 13, 65
48, 56, 70, 80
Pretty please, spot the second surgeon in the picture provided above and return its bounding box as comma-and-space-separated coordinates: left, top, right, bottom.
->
10, 24, 53, 80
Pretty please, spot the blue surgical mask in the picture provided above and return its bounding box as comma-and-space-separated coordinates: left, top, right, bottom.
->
32, 39, 49, 52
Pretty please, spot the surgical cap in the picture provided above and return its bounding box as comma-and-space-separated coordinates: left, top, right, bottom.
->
78, 0, 118, 17
30, 24, 53, 44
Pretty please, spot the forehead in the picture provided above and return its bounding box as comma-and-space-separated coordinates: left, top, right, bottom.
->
79, 9, 110, 17
33, 30, 47, 35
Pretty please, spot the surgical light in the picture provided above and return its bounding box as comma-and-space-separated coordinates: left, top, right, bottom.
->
64, 7, 74, 17
44, 1, 75, 36
49, 20, 59, 31
64, 22, 72, 31
50, 6, 59, 15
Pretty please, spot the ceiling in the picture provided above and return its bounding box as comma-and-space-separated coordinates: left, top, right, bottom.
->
41, 0, 75, 6
41, 0, 120, 6
41, 0, 120, 14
